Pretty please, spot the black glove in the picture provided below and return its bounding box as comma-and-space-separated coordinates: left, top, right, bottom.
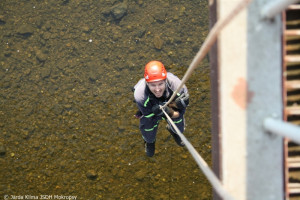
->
134, 110, 143, 119
175, 93, 189, 110
152, 104, 174, 118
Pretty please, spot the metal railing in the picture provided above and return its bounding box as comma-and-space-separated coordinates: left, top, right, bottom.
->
264, 118, 300, 144
261, 0, 300, 19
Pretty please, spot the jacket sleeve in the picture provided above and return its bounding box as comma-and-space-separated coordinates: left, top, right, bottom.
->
167, 73, 189, 112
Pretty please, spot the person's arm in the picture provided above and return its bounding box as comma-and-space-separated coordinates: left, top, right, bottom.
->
171, 110, 180, 118
152, 104, 178, 118
167, 93, 189, 118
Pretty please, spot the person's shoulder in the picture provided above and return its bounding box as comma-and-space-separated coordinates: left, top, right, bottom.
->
167, 72, 181, 85
166, 72, 188, 92
134, 79, 147, 102
167, 72, 180, 81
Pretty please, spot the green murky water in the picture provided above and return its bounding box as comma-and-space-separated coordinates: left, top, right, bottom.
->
0, 0, 211, 199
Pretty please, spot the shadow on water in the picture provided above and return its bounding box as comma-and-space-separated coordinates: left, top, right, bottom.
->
0, 0, 212, 199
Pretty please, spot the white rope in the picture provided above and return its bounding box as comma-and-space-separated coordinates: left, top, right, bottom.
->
162, 0, 253, 109
159, 0, 258, 199
162, 108, 235, 200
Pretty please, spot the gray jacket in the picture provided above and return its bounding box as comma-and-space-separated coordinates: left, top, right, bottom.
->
133, 72, 188, 136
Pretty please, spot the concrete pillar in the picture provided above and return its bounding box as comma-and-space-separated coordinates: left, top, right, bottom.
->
210, 0, 284, 199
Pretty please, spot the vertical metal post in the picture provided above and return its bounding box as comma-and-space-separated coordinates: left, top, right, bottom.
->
209, 0, 222, 199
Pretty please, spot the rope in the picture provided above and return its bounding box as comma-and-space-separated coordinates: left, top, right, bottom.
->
169, 142, 173, 199
162, 0, 253, 109
162, 108, 234, 200
159, 0, 255, 199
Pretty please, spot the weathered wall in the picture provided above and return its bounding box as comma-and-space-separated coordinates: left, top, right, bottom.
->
211, 0, 284, 199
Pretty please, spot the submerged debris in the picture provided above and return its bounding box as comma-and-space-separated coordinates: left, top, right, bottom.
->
16, 24, 34, 37
86, 170, 98, 180
0, 144, 6, 156
153, 35, 164, 50
111, 3, 128, 20
0, 15, 6, 25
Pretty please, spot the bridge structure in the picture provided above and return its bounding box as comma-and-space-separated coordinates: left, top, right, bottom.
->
282, 3, 300, 199
208, 0, 300, 199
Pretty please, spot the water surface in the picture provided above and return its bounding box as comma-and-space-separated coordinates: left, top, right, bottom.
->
0, 0, 212, 199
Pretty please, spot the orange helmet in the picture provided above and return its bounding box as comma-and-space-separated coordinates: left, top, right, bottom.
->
144, 61, 167, 82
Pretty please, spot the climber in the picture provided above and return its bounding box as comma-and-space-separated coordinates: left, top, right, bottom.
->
133, 60, 189, 157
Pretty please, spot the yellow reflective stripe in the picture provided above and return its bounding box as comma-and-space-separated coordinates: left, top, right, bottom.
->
173, 119, 182, 123
144, 96, 150, 107
145, 113, 155, 118
144, 125, 158, 131
144, 121, 160, 132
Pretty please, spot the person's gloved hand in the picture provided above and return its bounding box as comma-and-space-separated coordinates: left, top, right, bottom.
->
175, 93, 189, 110
152, 104, 174, 118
